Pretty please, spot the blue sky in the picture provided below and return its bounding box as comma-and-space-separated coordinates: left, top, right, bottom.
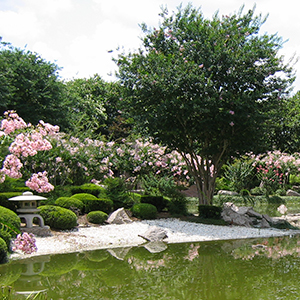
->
0, 0, 299, 92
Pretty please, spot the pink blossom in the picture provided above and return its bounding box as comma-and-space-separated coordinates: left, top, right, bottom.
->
25, 171, 54, 193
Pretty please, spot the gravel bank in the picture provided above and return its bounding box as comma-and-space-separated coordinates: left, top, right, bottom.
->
10, 218, 300, 260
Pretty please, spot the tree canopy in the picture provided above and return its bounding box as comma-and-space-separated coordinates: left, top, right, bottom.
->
0, 38, 67, 128
116, 5, 295, 204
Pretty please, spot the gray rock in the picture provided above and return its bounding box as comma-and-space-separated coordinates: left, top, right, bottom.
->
107, 247, 131, 260
106, 208, 133, 224
217, 190, 239, 196
138, 226, 168, 242
286, 189, 300, 197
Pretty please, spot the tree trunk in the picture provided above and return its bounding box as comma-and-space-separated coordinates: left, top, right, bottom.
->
181, 149, 225, 206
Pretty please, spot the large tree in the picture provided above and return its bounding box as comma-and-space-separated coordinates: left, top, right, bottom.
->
0, 38, 67, 128
116, 5, 295, 205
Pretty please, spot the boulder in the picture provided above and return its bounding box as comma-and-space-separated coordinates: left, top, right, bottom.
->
138, 226, 168, 242
106, 208, 132, 224
286, 189, 300, 197
217, 190, 239, 196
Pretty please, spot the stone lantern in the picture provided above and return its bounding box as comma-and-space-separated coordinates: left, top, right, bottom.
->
9, 191, 46, 228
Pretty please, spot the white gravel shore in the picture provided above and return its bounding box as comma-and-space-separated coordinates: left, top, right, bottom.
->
10, 218, 300, 260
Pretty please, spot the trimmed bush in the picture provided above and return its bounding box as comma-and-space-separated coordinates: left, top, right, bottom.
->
0, 206, 20, 231
0, 230, 11, 252
132, 203, 157, 220
87, 211, 108, 224
140, 195, 168, 212
71, 184, 106, 197
0, 237, 8, 264
198, 205, 222, 219
55, 197, 84, 212
0, 192, 22, 211
84, 198, 113, 214
71, 193, 98, 201
38, 205, 77, 230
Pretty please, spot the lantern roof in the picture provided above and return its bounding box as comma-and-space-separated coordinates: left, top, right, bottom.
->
9, 191, 47, 201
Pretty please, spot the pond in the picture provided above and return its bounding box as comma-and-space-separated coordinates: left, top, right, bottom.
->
1, 234, 300, 299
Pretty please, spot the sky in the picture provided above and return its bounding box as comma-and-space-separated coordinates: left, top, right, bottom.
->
0, 0, 299, 92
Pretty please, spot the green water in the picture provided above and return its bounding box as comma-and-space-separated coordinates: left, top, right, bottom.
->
1, 235, 300, 299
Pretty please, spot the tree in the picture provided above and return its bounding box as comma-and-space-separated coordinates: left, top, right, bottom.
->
116, 5, 295, 205
0, 38, 68, 129
64, 76, 132, 140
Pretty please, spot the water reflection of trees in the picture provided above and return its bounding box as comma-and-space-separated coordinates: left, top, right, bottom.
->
2, 235, 300, 299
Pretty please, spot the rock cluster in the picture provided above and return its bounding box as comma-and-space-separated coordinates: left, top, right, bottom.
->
221, 202, 293, 229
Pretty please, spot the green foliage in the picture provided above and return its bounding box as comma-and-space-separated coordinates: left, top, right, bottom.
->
0, 192, 21, 211
87, 211, 108, 224
267, 195, 285, 205
224, 158, 255, 193
71, 184, 106, 197
198, 205, 222, 219
0, 230, 11, 252
140, 195, 167, 212
117, 4, 295, 204
0, 206, 20, 231
84, 199, 113, 214
0, 237, 8, 264
104, 177, 134, 209
0, 38, 68, 130
250, 186, 264, 195
71, 193, 98, 201
38, 205, 77, 230
132, 203, 157, 220
55, 197, 84, 212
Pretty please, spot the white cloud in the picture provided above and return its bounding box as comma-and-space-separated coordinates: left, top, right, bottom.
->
0, 0, 299, 90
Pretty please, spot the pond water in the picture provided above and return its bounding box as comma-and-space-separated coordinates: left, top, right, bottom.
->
1, 234, 300, 299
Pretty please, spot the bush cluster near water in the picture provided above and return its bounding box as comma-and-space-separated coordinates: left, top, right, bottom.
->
38, 205, 77, 230
71, 193, 113, 214
132, 203, 157, 219
87, 211, 108, 224
140, 195, 168, 212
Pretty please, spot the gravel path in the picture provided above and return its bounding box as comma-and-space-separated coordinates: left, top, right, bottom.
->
10, 218, 300, 260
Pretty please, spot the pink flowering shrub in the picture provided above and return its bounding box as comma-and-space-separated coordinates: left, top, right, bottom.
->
12, 232, 37, 254
253, 150, 300, 194
0, 110, 59, 193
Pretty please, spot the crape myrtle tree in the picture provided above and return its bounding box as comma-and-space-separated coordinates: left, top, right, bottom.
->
116, 5, 295, 205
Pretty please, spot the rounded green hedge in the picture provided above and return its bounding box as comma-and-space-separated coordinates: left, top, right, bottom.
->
0, 237, 8, 264
0, 206, 20, 231
38, 205, 77, 230
0, 230, 11, 252
55, 197, 84, 212
84, 198, 113, 214
71, 193, 98, 201
132, 203, 157, 220
87, 211, 108, 224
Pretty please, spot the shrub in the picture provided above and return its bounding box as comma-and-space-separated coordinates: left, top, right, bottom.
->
55, 197, 84, 212
0, 192, 22, 211
167, 193, 188, 216
0, 230, 11, 252
267, 195, 285, 205
0, 237, 8, 264
0, 206, 20, 231
71, 184, 106, 197
198, 205, 222, 219
141, 195, 168, 212
104, 177, 134, 209
87, 211, 108, 224
132, 203, 157, 220
71, 193, 98, 201
38, 205, 77, 230
250, 186, 264, 195
84, 199, 113, 214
